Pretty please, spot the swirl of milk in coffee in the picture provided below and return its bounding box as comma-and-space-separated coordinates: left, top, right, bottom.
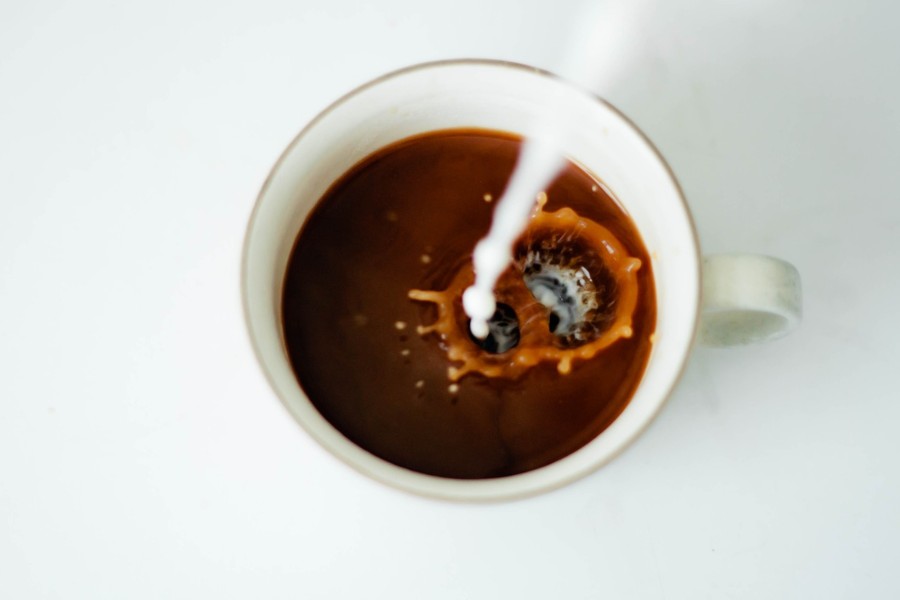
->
409, 194, 641, 381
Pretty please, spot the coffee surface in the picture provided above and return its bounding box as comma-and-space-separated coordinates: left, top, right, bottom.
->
282, 129, 656, 479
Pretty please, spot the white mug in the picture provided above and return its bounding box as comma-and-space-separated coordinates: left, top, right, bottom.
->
241, 60, 801, 501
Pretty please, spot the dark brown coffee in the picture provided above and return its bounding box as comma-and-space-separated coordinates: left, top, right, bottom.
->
282, 129, 656, 479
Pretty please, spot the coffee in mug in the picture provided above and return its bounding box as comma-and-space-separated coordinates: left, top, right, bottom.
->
282, 129, 656, 479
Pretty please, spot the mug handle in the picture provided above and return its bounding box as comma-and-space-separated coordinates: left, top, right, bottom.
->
699, 254, 802, 346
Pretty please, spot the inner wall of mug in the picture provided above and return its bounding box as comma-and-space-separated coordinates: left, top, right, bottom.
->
243, 61, 700, 500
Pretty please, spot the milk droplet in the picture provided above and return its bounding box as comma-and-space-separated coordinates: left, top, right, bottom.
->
462, 287, 495, 339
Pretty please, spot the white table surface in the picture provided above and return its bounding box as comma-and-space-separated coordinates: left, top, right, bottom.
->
2, 1, 898, 598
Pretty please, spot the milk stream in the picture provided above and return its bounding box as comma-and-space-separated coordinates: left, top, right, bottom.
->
463, 0, 648, 338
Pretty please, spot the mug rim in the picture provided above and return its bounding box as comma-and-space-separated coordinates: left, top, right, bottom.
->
240, 58, 702, 501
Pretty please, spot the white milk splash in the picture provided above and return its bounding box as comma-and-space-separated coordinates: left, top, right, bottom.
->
463, 0, 648, 338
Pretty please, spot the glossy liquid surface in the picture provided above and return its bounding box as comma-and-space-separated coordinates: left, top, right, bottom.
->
283, 130, 656, 478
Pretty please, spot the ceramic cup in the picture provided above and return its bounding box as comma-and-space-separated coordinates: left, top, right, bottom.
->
242, 60, 802, 501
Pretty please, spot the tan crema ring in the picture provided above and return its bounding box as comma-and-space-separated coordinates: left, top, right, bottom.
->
409, 196, 641, 381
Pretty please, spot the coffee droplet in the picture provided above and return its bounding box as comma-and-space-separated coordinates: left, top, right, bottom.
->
394, 321, 407, 330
